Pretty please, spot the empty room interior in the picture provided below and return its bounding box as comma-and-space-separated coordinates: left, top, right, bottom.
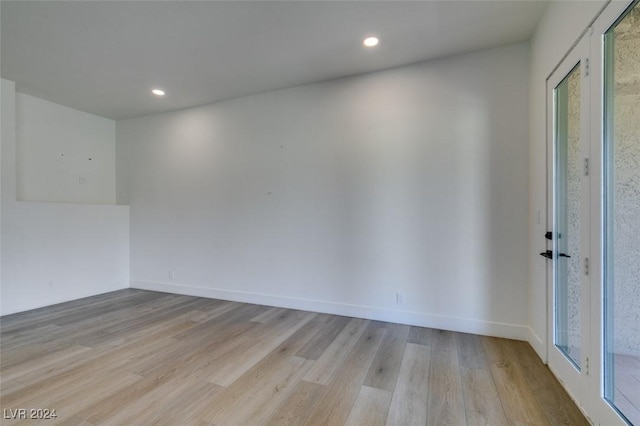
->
1, 1, 639, 425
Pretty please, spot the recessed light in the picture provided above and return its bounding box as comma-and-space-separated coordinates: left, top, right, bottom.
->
363, 37, 379, 47
151, 89, 165, 96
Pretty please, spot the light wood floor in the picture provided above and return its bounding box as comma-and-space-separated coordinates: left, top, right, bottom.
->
0, 289, 588, 425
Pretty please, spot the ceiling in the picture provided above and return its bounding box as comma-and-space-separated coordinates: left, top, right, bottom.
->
1, 1, 548, 121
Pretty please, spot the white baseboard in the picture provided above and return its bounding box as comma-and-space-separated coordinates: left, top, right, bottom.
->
131, 280, 529, 341
528, 327, 547, 363
0, 283, 129, 317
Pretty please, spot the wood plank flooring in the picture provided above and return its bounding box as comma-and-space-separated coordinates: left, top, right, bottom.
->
0, 289, 589, 425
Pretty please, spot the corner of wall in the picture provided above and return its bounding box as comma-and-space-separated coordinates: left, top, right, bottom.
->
528, 326, 547, 362
1, 82, 131, 316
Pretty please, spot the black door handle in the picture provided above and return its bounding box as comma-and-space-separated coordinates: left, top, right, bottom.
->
545, 231, 562, 240
540, 250, 571, 259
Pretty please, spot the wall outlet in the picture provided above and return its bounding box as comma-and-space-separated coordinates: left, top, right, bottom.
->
396, 292, 406, 305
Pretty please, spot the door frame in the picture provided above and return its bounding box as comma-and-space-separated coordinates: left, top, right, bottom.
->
588, 0, 637, 424
545, 32, 591, 408
544, 1, 636, 424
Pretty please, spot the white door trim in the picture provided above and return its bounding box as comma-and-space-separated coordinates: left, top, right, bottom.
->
545, 32, 591, 410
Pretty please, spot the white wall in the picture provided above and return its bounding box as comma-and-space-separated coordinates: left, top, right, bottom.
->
1, 78, 129, 316
16, 92, 116, 204
528, 1, 607, 359
119, 43, 530, 339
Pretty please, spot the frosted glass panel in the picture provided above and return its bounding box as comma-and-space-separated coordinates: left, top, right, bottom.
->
604, 1, 640, 424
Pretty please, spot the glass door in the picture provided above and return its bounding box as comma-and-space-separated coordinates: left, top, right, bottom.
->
554, 62, 584, 369
545, 34, 591, 402
543, 2, 639, 424
603, 1, 640, 424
